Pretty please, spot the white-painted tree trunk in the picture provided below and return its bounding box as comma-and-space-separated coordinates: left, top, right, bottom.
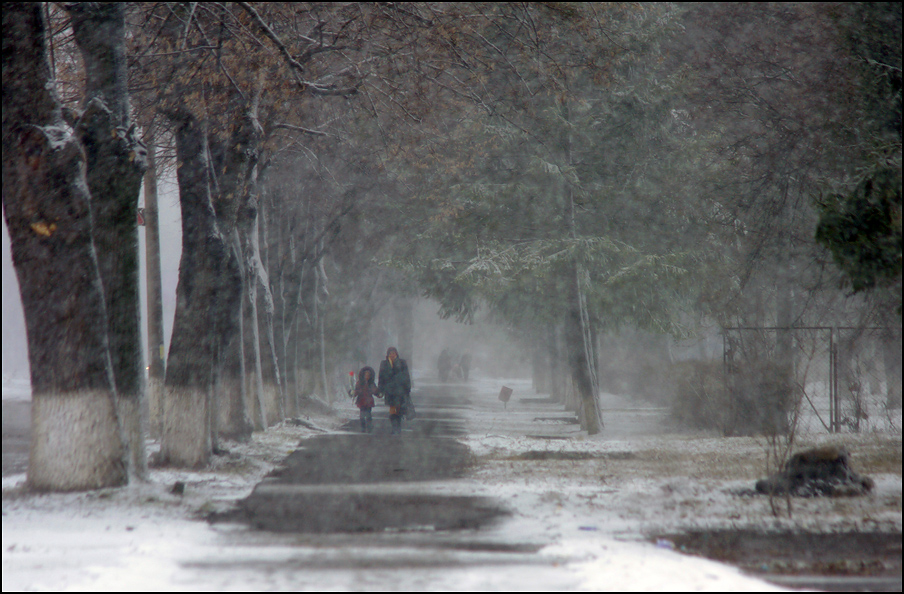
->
161, 386, 211, 468
29, 391, 127, 491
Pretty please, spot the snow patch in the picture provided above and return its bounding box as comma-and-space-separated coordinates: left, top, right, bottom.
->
4, 376, 901, 590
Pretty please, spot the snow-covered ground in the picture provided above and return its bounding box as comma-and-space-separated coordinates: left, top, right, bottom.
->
3, 374, 901, 591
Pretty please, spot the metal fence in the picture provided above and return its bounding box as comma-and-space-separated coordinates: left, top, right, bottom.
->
723, 327, 902, 434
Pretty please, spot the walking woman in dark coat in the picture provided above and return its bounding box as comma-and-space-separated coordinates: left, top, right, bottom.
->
378, 346, 411, 435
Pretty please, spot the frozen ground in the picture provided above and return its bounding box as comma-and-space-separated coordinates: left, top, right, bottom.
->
2, 373, 901, 591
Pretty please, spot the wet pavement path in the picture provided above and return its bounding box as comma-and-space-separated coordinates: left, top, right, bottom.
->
231, 383, 510, 534
201, 382, 579, 590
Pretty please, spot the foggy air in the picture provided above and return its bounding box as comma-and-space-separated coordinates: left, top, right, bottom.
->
2, 3, 900, 591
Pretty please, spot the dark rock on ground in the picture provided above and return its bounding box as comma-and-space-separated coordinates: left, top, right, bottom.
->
755, 445, 875, 497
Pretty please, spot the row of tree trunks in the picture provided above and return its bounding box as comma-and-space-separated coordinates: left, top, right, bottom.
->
161, 112, 222, 467
240, 194, 282, 431
268, 192, 293, 424
2, 3, 131, 490
530, 312, 603, 434
211, 106, 262, 442
271, 201, 324, 412
158, 89, 298, 458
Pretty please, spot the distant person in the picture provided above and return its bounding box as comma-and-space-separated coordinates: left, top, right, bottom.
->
460, 352, 471, 381
351, 366, 380, 433
378, 347, 412, 435
437, 348, 452, 382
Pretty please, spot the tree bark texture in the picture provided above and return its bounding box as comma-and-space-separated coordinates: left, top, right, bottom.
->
237, 188, 280, 430
162, 113, 223, 467
209, 115, 256, 439
243, 275, 268, 430
2, 2, 127, 490
215, 229, 251, 440
220, 104, 282, 435
67, 2, 148, 478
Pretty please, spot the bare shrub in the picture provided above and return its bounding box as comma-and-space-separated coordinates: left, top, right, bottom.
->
629, 360, 674, 404
725, 359, 797, 436
669, 359, 797, 436
669, 361, 730, 431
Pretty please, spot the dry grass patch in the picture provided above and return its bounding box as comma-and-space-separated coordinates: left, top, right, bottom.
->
630, 447, 765, 481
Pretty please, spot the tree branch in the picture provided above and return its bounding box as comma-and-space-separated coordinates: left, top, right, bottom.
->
235, 1, 359, 97
236, 1, 307, 75
273, 123, 330, 137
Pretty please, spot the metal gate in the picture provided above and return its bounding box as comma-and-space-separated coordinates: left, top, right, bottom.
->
723, 327, 901, 434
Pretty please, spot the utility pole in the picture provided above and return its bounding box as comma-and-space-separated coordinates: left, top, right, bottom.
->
143, 127, 166, 437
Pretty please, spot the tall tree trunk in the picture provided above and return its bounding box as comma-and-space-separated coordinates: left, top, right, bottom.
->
2, 2, 127, 491
881, 325, 902, 409
772, 182, 800, 434
292, 207, 320, 402
315, 254, 329, 404
67, 2, 148, 478
299, 259, 322, 400
161, 112, 225, 467
241, 202, 279, 430
564, 280, 602, 433
243, 254, 267, 430
258, 192, 295, 416
210, 103, 268, 441
214, 229, 248, 441
244, 185, 276, 430
774, 278, 796, 434
559, 98, 603, 434
261, 282, 283, 422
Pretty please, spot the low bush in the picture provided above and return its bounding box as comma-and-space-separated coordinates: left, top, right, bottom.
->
669, 361, 730, 432
669, 359, 796, 436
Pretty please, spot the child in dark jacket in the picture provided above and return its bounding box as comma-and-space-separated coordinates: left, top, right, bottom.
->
352, 366, 380, 433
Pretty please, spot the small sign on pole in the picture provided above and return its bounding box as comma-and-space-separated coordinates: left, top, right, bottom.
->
498, 385, 513, 409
